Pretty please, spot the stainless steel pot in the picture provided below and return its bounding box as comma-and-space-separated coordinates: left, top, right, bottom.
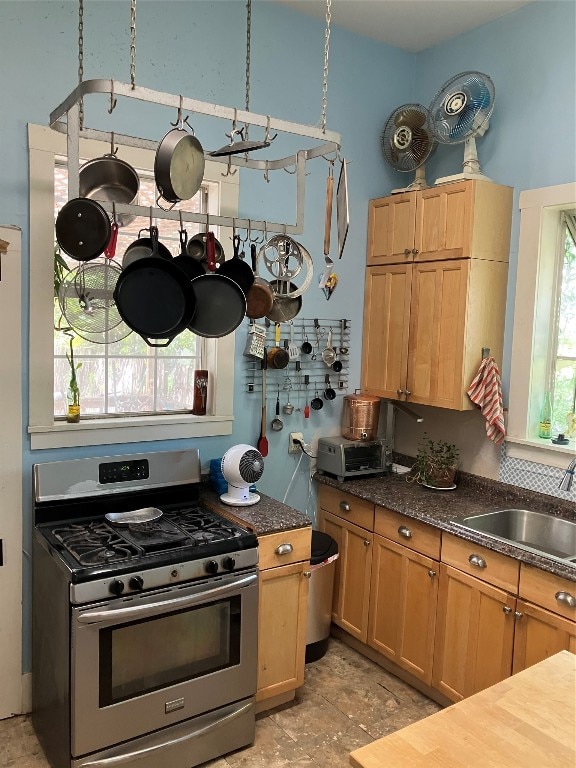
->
79, 155, 140, 227
155, 125, 205, 208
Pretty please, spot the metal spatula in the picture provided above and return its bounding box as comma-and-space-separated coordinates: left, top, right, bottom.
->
288, 322, 300, 361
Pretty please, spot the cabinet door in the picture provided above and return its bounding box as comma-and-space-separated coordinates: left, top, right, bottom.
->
432, 564, 515, 702
361, 264, 411, 399
512, 599, 576, 674
257, 561, 309, 702
367, 194, 416, 266
319, 510, 373, 643
415, 183, 472, 261
368, 535, 439, 685
407, 259, 468, 408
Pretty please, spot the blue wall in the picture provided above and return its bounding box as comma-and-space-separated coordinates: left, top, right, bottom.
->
1, 0, 574, 672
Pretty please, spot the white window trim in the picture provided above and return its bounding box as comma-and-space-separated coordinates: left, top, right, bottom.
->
507, 181, 576, 469
28, 124, 239, 450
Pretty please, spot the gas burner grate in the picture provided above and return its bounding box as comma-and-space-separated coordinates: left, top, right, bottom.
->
121, 518, 190, 552
165, 506, 244, 544
53, 521, 140, 566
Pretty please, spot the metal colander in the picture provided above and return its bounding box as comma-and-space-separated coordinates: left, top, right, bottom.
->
58, 260, 123, 336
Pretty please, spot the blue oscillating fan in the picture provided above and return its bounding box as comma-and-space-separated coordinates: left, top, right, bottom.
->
428, 71, 495, 185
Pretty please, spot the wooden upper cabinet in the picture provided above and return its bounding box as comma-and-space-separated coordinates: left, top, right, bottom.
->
367, 180, 512, 266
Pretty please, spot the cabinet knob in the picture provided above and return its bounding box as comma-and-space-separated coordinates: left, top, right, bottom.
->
396, 388, 405, 396
555, 591, 576, 608
468, 554, 486, 569
514, 611, 524, 620
339, 501, 351, 513
275, 543, 293, 556
404, 248, 411, 256
404, 389, 411, 396
398, 525, 413, 539
303, 571, 312, 579
363, 539, 371, 547
428, 569, 437, 578
502, 606, 512, 615
411, 248, 419, 255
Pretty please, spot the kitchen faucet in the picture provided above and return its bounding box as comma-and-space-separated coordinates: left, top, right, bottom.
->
558, 457, 576, 492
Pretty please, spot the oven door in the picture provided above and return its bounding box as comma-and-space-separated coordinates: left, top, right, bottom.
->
71, 569, 258, 758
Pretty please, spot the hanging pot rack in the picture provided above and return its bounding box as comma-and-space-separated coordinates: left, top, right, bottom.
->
49, 79, 342, 235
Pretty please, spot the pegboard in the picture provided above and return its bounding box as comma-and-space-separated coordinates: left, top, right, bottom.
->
241, 317, 351, 400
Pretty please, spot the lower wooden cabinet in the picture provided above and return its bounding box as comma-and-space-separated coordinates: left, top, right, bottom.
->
432, 564, 516, 702
368, 535, 438, 685
320, 509, 373, 642
256, 527, 311, 705
512, 599, 576, 674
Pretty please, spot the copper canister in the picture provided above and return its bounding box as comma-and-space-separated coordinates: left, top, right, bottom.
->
341, 394, 381, 441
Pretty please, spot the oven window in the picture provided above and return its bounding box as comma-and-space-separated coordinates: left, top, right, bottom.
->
99, 596, 241, 706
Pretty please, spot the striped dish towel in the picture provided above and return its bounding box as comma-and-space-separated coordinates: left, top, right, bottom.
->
467, 356, 506, 445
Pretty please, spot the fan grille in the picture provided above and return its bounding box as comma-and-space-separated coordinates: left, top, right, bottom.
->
381, 104, 435, 173
238, 450, 265, 484
429, 71, 495, 144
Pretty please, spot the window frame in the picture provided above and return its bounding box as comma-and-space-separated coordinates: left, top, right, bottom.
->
28, 124, 238, 450
507, 181, 576, 468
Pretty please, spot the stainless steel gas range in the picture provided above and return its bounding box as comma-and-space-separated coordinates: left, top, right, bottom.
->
32, 449, 259, 768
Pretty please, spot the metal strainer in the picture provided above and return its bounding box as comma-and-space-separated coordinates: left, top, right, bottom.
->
58, 260, 123, 335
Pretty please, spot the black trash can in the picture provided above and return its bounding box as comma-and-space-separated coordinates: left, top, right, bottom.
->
305, 530, 339, 663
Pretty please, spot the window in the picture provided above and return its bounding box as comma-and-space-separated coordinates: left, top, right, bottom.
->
29, 124, 238, 449
507, 182, 576, 468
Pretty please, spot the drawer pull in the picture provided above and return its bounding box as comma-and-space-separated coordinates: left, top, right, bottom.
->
396, 388, 405, 396
339, 501, 351, 513
398, 525, 412, 539
468, 554, 486, 569
514, 611, 523, 620
303, 571, 312, 579
275, 543, 293, 556
428, 569, 437, 578
404, 248, 411, 256
411, 248, 419, 255
555, 591, 576, 608
404, 390, 412, 396
502, 606, 512, 615
364, 539, 371, 547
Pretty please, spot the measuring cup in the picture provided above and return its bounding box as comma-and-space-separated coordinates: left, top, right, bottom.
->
311, 388, 324, 410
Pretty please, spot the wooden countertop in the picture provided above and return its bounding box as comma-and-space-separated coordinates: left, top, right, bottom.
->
350, 651, 576, 768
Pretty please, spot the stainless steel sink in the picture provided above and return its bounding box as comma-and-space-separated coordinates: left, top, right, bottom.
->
454, 509, 576, 562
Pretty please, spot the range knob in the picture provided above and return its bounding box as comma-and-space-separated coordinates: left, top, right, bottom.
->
129, 575, 144, 591
222, 556, 236, 571
205, 560, 219, 575
109, 579, 125, 596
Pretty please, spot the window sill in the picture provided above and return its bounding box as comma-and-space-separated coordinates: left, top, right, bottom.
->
505, 436, 576, 469
29, 414, 233, 450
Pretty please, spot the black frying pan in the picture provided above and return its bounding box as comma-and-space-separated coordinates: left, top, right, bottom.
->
218, 235, 255, 294
56, 198, 111, 262
113, 227, 197, 347
188, 232, 246, 338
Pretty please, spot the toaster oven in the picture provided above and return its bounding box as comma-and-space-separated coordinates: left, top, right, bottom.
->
316, 436, 390, 481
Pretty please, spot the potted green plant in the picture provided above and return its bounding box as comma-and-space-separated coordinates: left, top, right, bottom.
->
410, 436, 459, 488
65, 334, 82, 423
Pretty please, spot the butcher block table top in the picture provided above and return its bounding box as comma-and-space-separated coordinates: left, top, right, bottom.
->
350, 651, 576, 768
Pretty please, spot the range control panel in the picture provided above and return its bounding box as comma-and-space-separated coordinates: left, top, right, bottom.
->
99, 459, 150, 485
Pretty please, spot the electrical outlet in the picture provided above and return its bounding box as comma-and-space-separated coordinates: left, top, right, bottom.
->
288, 432, 304, 454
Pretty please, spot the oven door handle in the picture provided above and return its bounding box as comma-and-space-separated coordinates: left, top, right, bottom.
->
77, 700, 254, 767
77, 573, 258, 625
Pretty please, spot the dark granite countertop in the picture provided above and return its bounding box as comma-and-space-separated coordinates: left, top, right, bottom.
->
201, 488, 312, 536
315, 470, 576, 582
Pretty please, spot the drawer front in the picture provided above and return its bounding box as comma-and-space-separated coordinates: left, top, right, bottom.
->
519, 564, 576, 621
441, 533, 519, 593
318, 485, 374, 531
375, 506, 441, 559
258, 527, 311, 570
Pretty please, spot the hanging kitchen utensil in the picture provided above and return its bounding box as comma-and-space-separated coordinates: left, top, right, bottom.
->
301, 334, 313, 355
186, 232, 225, 266
154, 106, 205, 209
266, 323, 289, 369
282, 380, 294, 415
324, 161, 334, 255
243, 321, 266, 358
218, 234, 255, 294
122, 226, 173, 268
78, 138, 140, 227
311, 388, 324, 411
188, 231, 246, 338
257, 352, 269, 457
113, 226, 197, 347
303, 373, 310, 418
173, 227, 204, 280
321, 329, 336, 367
323, 373, 336, 400
246, 242, 274, 319
58, 260, 123, 335
271, 389, 284, 431
339, 318, 349, 354
336, 158, 349, 259
266, 279, 302, 323
209, 124, 277, 157
256, 238, 313, 300
287, 322, 300, 361
56, 198, 112, 262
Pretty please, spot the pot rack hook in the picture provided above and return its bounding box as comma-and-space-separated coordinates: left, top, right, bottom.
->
112, 201, 117, 225
222, 154, 237, 177
241, 220, 251, 244
109, 131, 118, 157
205, 210, 210, 232
108, 79, 117, 114
251, 225, 264, 244
264, 115, 278, 146
264, 160, 270, 184
149, 206, 153, 230
178, 209, 184, 232
283, 162, 297, 175
170, 95, 184, 128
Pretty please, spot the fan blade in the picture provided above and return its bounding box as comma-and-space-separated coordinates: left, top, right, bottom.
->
394, 106, 426, 129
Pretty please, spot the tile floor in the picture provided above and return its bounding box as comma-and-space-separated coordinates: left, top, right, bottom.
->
1, 638, 441, 768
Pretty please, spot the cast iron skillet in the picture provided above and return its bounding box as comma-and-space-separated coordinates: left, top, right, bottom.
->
218, 235, 255, 295
188, 232, 246, 338
55, 198, 112, 262
113, 227, 197, 347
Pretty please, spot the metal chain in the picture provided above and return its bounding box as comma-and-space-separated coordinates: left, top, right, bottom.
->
320, 0, 332, 132
78, 0, 84, 129
130, 0, 137, 89
245, 0, 251, 112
